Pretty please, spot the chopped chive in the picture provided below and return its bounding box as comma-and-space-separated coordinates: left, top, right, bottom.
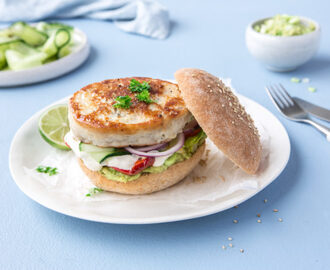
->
290, 77, 301, 83
36, 165, 58, 176
308, 87, 316, 92
85, 187, 103, 197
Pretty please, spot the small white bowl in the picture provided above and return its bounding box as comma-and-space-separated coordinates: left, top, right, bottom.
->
245, 16, 321, 72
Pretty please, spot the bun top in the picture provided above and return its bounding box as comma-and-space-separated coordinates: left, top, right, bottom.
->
175, 68, 262, 174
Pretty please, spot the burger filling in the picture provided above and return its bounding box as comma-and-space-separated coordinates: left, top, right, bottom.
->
64, 127, 206, 183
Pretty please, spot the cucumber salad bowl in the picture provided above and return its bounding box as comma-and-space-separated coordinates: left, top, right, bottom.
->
0, 21, 89, 87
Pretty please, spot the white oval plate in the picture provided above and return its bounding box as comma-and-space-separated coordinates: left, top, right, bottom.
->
9, 95, 290, 224
0, 28, 89, 87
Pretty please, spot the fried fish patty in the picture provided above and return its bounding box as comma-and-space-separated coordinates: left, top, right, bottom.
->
68, 77, 192, 147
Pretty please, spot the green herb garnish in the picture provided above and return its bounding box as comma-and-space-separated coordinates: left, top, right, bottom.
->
36, 165, 58, 176
308, 87, 316, 93
136, 89, 155, 104
113, 95, 132, 109
129, 79, 150, 93
291, 77, 301, 83
86, 188, 103, 197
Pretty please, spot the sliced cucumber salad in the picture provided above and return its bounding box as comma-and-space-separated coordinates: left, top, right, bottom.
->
0, 21, 77, 71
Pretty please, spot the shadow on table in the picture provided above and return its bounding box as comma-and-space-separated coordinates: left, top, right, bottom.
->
34, 138, 300, 244
296, 54, 330, 75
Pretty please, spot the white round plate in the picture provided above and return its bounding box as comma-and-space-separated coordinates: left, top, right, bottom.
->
9, 95, 290, 224
0, 28, 89, 87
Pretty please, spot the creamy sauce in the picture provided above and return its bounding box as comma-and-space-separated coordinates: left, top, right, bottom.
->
64, 132, 102, 171
102, 155, 140, 171
64, 132, 170, 172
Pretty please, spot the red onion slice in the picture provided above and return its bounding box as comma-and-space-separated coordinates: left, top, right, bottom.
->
134, 142, 168, 152
125, 133, 185, 157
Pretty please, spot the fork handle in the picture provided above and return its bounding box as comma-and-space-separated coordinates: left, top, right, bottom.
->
303, 119, 330, 141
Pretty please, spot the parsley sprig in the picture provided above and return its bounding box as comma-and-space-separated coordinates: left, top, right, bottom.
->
86, 188, 103, 197
113, 95, 132, 109
36, 166, 58, 176
129, 79, 155, 104
129, 79, 150, 93
113, 79, 156, 109
136, 89, 154, 104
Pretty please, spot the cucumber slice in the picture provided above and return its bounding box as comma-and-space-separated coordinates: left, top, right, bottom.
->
10, 22, 48, 46
79, 143, 128, 163
55, 29, 70, 48
0, 50, 6, 70
41, 28, 70, 58
5, 49, 47, 70
36, 22, 73, 33
57, 45, 71, 58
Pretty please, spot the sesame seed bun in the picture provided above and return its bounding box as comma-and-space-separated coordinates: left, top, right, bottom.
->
79, 142, 205, 195
175, 68, 261, 174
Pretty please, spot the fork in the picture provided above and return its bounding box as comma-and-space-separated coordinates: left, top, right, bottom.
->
265, 84, 330, 141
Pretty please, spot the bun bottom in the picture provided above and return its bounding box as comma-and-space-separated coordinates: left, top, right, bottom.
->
79, 142, 206, 195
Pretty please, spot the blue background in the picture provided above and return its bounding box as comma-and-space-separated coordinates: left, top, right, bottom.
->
1, 0, 330, 269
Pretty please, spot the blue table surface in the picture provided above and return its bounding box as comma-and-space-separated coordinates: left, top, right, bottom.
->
1, 0, 330, 269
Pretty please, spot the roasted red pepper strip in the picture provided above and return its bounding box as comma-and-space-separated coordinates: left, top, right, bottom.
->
111, 157, 155, 175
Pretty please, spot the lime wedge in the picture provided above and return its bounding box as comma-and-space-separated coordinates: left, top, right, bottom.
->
38, 104, 70, 150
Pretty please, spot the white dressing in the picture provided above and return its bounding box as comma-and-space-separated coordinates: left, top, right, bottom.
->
101, 155, 140, 170
64, 132, 102, 171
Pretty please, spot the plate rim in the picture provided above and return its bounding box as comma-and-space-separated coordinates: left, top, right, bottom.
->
9, 95, 291, 224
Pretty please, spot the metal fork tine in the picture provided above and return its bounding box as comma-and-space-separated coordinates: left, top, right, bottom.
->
268, 85, 285, 108
265, 86, 284, 110
278, 83, 294, 106
273, 84, 290, 107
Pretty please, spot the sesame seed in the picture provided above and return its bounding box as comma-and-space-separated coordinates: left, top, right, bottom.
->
228, 237, 233, 241
229, 243, 233, 248
222, 245, 226, 250
234, 206, 238, 208
240, 249, 244, 253
278, 218, 283, 222
257, 214, 261, 217
263, 199, 268, 203
221, 104, 225, 107
207, 84, 211, 88
257, 219, 262, 223
273, 209, 278, 212
233, 219, 238, 224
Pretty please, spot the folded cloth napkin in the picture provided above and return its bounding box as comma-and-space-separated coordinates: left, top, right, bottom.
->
0, 0, 170, 39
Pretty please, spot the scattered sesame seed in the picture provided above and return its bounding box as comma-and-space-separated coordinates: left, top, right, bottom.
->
278, 218, 283, 222
207, 84, 211, 88
228, 237, 233, 241
257, 219, 262, 223
233, 219, 238, 224
273, 209, 278, 213
240, 249, 244, 253
263, 199, 268, 203
222, 245, 226, 250
234, 206, 238, 209
221, 104, 225, 107
302, 78, 310, 83
257, 214, 261, 217
229, 243, 233, 248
